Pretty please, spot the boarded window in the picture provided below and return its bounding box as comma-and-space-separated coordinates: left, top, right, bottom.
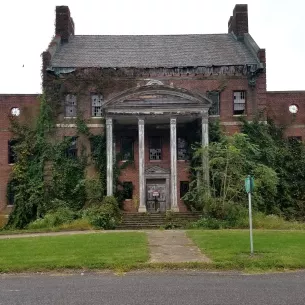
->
121, 137, 134, 160
149, 137, 162, 160
8, 140, 18, 164
177, 137, 188, 160
65, 94, 77, 117
233, 91, 246, 115
65, 136, 77, 159
180, 181, 189, 198
123, 182, 133, 199
91, 94, 103, 117
207, 91, 220, 116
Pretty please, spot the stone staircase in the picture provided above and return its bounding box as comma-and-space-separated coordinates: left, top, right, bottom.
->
117, 212, 202, 229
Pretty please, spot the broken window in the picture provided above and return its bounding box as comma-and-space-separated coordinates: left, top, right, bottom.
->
207, 91, 220, 116
121, 137, 134, 160
8, 140, 18, 164
233, 91, 246, 115
149, 137, 162, 160
65, 136, 77, 159
177, 137, 189, 160
65, 94, 77, 117
122, 181, 133, 200
91, 94, 103, 117
180, 181, 189, 198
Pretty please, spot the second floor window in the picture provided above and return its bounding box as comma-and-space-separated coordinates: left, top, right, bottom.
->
8, 140, 18, 164
91, 94, 103, 117
233, 91, 246, 115
177, 137, 188, 160
207, 91, 220, 116
65, 94, 77, 117
149, 137, 162, 160
121, 137, 134, 160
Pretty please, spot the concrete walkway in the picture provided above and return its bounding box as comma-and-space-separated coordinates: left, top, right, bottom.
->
147, 230, 211, 263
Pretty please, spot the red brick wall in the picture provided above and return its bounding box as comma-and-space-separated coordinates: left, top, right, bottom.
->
0, 95, 39, 211
267, 91, 305, 139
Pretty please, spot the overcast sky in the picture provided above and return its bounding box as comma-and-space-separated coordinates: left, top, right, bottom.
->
1, 0, 304, 93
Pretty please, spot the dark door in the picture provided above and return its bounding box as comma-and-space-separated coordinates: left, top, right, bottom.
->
146, 181, 167, 212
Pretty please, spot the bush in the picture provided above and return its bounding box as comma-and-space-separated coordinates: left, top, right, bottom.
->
82, 196, 121, 230
27, 207, 78, 230
189, 217, 225, 229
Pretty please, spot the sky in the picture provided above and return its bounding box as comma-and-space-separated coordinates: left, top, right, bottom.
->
0, 0, 304, 94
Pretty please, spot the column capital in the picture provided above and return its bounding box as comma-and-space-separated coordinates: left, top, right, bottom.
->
106, 118, 113, 125
138, 118, 145, 125
202, 116, 208, 124
170, 117, 177, 125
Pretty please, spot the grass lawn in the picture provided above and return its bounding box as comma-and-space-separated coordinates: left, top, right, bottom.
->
187, 230, 305, 271
0, 233, 148, 272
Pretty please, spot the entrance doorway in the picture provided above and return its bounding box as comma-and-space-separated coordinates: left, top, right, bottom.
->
146, 179, 167, 212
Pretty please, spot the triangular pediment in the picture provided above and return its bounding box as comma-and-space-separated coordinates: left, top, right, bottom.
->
145, 166, 170, 174
104, 84, 211, 109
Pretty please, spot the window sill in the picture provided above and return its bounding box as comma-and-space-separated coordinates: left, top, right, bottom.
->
8, 163, 15, 166
209, 115, 220, 118
91, 116, 104, 119
233, 114, 247, 117
64, 117, 77, 119
149, 160, 162, 162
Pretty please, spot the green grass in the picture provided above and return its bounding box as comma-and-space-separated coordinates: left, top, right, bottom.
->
187, 230, 305, 271
0, 233, 148, 272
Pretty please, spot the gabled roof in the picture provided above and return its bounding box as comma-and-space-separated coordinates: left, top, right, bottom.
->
50, 33, 260, 68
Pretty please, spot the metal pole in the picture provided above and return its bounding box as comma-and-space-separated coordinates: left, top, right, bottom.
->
248, 191, 254, 255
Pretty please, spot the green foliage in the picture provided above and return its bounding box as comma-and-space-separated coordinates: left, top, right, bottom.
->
27, 207, 78, 229
83, 196, 121, 229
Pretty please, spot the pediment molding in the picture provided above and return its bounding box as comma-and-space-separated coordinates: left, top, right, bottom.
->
145, 166, 170, 175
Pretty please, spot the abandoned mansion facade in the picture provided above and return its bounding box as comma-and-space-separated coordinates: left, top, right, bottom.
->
1, 4, 304, 213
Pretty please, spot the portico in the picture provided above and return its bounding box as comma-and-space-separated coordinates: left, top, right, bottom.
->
104, 84, 211, 212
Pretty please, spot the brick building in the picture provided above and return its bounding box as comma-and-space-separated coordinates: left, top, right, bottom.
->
0, 4, 304, 213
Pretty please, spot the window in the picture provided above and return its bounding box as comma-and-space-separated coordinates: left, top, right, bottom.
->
7, 180, 16, 205
65, 94, 77, 117
65, 136, 77, 158
8, 140, 18, 164
177, 137, 189, 160
91, 94, 103, 117
288, 136, 302, 142
123, 182, 133, 200
233, 91, 246, 115
121, 137, 134, 160
180, 181, 189, 198
207, 91, 220, 116
149, 137, 162, 160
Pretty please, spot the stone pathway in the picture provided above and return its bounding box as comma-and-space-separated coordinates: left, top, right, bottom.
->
146, 230, 211, 263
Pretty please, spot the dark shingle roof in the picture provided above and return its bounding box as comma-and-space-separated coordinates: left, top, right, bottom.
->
50, 34, 259, 68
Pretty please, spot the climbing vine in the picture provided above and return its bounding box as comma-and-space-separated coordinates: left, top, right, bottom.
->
6, 69, 135, 229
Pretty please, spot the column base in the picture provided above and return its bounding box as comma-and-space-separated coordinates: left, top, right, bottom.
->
138, 206, 147, 213
171, 206, 179, 212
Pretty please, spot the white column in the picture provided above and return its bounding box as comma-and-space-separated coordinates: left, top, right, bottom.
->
106, 118, 113, 196
170, 118, 179, 212
138, 118, 146, 212
202, 117, 209, 188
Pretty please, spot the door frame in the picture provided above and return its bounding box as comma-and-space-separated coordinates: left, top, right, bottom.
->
145, 166, 170, 211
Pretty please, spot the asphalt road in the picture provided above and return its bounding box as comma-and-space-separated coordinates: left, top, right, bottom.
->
1, 271, 305, 305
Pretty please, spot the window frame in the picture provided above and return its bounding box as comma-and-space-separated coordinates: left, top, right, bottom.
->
233, 91, 246, 115
91, 94, 103, 117
207, 91, 220, 116
8, 139, 18, 164
120, 137, 134, 161
65, 136, 78, 159
64, 94, 77, 118
149, 136, 162, 160
177, 137, 189, 160
180, 181, 189, 199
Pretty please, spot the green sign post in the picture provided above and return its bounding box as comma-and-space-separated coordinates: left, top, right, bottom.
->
245, 175, 254, 255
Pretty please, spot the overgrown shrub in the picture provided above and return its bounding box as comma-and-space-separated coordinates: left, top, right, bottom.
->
82, 196, 121, 229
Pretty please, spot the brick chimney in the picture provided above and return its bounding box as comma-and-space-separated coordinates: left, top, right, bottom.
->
228, 4, 248, 37
55, 6, 75, 43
